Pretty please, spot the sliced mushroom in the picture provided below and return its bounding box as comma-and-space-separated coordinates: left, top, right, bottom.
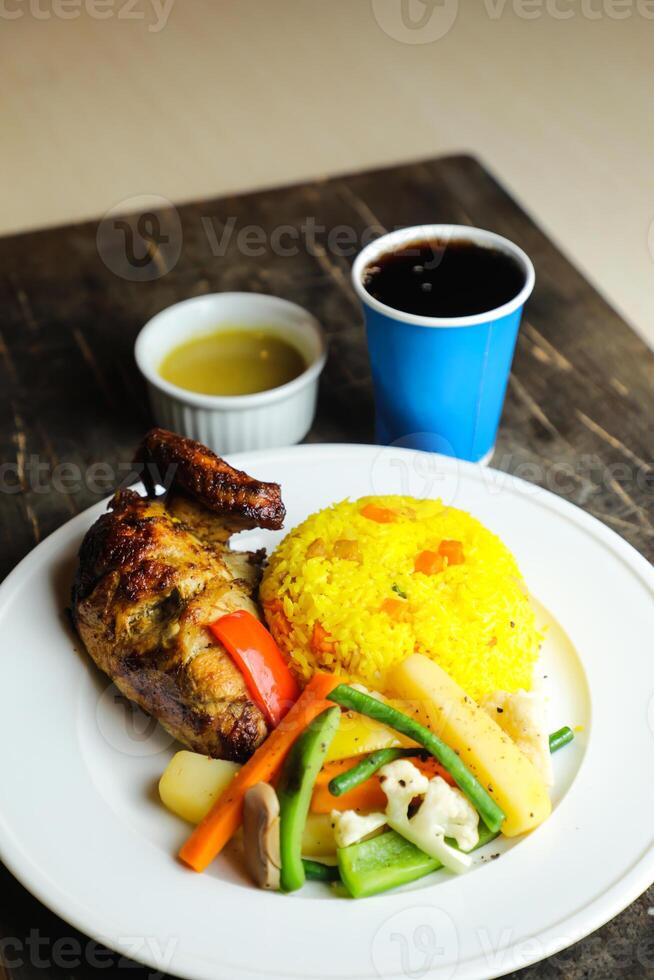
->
243, 782, 281, 890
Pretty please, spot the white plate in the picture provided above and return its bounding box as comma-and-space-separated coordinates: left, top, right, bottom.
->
0, 444, 653, 980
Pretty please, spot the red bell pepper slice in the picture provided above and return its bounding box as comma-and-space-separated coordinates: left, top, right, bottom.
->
209, 610, 300, 728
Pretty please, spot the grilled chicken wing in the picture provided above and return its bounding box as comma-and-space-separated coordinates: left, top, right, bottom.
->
72, 430, 285, 761
137, 427, 285, 532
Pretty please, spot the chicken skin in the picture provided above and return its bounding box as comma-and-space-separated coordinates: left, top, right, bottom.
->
72, 430, 285, 761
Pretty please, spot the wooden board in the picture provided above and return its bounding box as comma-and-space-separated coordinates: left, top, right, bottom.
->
0, 155, 652, 979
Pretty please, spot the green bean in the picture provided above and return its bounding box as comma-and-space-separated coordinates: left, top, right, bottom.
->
302, 858, 341, 883
328, 747, 425, 797
549, 726, 574, 753
328, 685, 506, 834
278, 706, 341, 892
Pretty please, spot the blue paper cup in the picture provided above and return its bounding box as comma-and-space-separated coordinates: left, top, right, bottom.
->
352, 225, 535, 464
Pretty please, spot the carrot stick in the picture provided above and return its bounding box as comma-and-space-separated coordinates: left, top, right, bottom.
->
178, 672, 342, 872
311, 771, 387, 814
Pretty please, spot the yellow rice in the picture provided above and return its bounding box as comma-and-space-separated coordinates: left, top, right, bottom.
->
260, 495, 541, 701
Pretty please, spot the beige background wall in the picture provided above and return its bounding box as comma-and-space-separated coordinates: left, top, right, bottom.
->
2, 0, 653, 347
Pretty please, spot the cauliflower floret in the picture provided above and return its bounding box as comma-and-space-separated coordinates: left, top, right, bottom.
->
378, 759, 476, 874
481, 689, 553, 786
330, 809, 387, 849
410, 777, 479, 852
378, 758, 430, 820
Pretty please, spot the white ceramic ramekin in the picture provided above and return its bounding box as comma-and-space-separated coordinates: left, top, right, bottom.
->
134, 293, 326, 453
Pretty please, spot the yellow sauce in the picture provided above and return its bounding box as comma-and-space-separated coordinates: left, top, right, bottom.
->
159, 327, 306, 396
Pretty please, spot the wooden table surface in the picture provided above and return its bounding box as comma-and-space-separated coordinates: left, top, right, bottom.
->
0, 155, 652, 979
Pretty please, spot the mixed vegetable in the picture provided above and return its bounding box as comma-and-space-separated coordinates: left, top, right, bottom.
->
161, 610, 575, 897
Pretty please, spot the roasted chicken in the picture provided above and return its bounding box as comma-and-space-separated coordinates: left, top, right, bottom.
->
72, 429, 285, 761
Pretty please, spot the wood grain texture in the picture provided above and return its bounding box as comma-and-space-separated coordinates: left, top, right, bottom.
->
0, 154, 652, 978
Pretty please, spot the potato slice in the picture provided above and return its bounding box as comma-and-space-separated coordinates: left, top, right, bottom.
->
301, 813, 337, 860
388, 655, 551, 837
325, 707, 419, 762
159, 751, 240, 824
